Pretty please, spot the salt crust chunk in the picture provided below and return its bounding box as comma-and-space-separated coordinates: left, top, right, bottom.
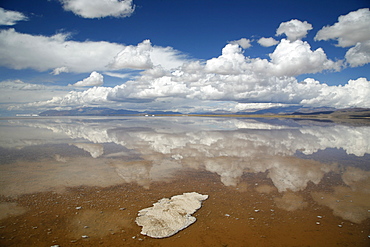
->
135, 192, 208, 238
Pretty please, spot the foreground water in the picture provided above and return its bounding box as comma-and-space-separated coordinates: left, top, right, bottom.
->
0, 116, 369, 246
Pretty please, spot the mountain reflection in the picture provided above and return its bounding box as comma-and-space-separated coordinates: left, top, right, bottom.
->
0, 116, 369, 224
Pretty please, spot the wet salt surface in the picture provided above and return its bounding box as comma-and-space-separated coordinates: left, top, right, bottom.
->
0, 116, 370, 246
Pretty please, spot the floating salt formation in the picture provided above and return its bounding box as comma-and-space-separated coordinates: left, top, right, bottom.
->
135, 192, 208, 238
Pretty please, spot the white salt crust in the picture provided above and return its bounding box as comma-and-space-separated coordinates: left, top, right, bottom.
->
135, 192, 208, 238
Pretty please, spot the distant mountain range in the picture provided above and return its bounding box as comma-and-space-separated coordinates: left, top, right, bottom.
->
203, 107, 369, 117
190, 106, 338, 115
38, 107, 370, 120
39, 107, 181, 116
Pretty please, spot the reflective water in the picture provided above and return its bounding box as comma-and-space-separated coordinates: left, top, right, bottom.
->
0, 116, 369, 246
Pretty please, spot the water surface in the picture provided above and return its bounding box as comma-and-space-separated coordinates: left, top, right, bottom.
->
0, 116, 369, 246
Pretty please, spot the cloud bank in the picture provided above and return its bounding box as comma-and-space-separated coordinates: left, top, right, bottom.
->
60, 0, 135, 18
0, 80, 68, 108
0, 29, 188, 73
0, 29, 124, 73
14, 33, 369, 112
2, 8, 369, 113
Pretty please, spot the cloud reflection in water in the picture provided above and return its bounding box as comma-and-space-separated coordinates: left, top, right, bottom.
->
0, 117, 369, 223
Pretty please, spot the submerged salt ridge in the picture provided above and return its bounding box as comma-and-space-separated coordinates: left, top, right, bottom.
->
135, 192, 208, 238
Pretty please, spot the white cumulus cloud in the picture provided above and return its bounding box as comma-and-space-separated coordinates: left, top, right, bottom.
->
150, 46, 190, 71
314, 8, 370, 67
315, 8, 370, 47
258, 37, 279, 47
205, 43, 248, 75
269, 39, 342, 76
300, 77, 370, 108
25, 86, 112, 110
110, 40, 153, 70
60, 0, 135, 18
229, 38, 252, 49
276, 19, 313, 42
345, 40, 370, 67
109, 40, 189, 71
73, 71, 104, 87
204, 39, 340, 77
0, 7, 28, 26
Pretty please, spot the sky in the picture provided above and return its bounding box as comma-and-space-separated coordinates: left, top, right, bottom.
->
0, 0, 369, 115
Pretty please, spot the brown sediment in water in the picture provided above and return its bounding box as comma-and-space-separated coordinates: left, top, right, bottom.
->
0, 169, 369, 247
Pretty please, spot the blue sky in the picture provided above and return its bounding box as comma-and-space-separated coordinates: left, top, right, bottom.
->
0, 0, 369, 115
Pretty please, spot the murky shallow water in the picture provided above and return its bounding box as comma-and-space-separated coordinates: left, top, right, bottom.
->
0, 116, 369, 246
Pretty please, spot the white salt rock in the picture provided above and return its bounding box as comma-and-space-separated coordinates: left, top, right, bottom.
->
135, 192, 208, 238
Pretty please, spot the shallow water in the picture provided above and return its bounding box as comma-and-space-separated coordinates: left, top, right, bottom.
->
0, 116, 369, 246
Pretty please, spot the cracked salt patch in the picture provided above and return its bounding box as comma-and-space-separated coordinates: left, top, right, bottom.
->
135, 192, 208, 238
